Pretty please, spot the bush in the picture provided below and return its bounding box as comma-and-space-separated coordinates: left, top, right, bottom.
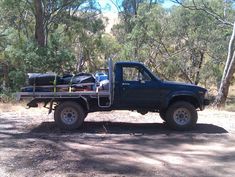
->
0, 90, 16, 103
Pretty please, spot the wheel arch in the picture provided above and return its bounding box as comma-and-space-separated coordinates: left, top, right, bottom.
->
162, 92, 200, 110
56, 97, 89, 112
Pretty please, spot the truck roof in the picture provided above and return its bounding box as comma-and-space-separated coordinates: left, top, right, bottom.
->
115, 61, 144, 66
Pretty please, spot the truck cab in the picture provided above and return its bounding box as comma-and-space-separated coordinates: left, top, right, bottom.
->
113, 62, 208, 112
113, 62, 163, 110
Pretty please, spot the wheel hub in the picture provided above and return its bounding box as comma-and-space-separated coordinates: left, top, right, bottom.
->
173, 108, 191, 126
61, 108, 78, 125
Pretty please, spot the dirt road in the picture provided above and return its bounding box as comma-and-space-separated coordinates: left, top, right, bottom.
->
0, 106, 235, 177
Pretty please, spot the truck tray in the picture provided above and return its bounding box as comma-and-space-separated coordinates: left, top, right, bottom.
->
17, 90, 110, 100
17, 58, 114, 108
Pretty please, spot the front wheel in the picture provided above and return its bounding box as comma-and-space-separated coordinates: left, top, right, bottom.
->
165, 101, 198, 131
54, 101, 86, 130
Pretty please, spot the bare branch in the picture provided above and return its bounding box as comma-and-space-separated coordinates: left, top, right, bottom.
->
26, 0, 35, 15
172, 0, 233, 26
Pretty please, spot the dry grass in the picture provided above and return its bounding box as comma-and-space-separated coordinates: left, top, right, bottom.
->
0, 102, 46, 113
0, 103, 24, 112
225, 85, 235, 112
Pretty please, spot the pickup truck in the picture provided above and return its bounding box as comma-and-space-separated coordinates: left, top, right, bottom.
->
18, 59, 209, 131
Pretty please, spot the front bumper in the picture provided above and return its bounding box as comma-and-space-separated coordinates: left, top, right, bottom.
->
200, 99, 210, 110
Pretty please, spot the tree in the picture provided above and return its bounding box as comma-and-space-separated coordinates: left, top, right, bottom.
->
174, 0, 235, 107
165, 4, 227, 86
113, 1, 225, 86
0, 0, 106, 91
34, 0, 45, 47
215, 22, 235, 107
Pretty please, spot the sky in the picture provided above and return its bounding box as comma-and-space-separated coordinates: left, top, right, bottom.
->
97, 0, 176, 13
161, 0, 176, 8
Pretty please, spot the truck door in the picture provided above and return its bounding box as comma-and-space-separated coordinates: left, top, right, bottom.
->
116, 65, 162, 109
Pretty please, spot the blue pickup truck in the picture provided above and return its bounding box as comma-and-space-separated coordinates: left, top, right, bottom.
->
18, 59, 209, 131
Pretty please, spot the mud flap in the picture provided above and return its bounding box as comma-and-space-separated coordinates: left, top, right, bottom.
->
27, 100, 38, 108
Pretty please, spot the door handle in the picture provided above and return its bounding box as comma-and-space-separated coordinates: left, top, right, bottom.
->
122, 83, 130, 86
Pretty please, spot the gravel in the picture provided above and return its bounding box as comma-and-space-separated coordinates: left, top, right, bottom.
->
0, 106, 235, 177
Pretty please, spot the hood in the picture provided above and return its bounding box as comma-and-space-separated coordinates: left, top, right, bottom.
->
163, 80, 207, 92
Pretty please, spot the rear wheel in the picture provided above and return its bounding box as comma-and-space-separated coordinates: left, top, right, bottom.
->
54, 101, 86, 130
165, 101, 197, 131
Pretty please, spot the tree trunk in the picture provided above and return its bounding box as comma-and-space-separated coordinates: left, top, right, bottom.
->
194, 51, 204, 85
1, 62, 9, 90
77, 54, 84, 73
214, 22, 235, 107
34, 0, 45, 47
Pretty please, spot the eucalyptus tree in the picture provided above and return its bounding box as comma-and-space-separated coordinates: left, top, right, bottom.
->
0, 0, 105, 91
174, 0, 235, 107
112, 1, 224, 87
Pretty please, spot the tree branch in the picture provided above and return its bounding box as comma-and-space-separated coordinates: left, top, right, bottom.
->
172, 0, 233, 26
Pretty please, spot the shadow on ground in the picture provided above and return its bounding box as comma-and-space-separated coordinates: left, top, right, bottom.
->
30, 121, 228, 134
0, 116, 233, 177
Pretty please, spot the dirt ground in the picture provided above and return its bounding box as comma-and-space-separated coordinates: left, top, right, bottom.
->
1, 104, 235, 177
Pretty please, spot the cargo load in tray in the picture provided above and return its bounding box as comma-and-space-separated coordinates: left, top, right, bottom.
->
21, 72, 97, 92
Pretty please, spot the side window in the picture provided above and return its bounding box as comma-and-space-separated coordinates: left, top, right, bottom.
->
140, 70, 151, 81
123, 67, 151, 81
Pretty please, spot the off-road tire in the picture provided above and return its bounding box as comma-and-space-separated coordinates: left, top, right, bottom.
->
165, 101, 198, 131
54, 101, 85, 130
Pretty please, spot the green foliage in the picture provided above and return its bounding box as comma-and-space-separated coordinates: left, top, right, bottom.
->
0, 91, 16, 103
0, 0, 106, 91
2, 27, 78, 90
112, 0, 233, 88
0, 0, 235, 94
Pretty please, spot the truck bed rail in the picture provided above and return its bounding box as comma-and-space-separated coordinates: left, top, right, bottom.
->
17, 90, 110, 100
17, 59, 114, 108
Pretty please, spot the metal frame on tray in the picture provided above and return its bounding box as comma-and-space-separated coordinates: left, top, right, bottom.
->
17, 59, 114, 108
97, 58, 113, 108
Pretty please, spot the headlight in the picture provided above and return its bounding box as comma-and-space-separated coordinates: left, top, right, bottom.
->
199, 90, 209, 99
